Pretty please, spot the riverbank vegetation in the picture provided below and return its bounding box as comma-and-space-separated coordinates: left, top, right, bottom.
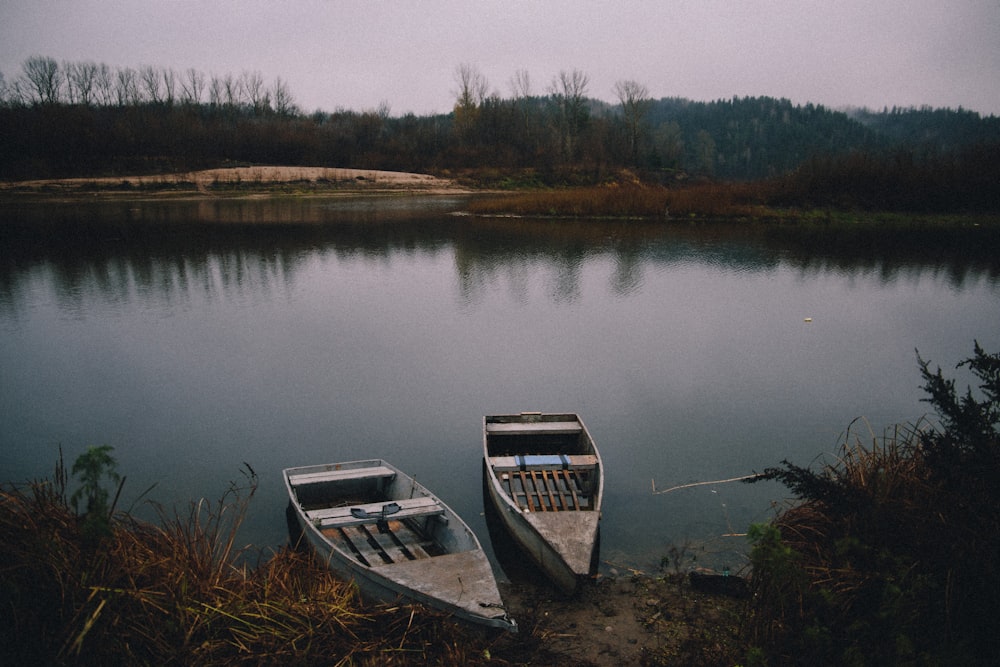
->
744, 343, 1000, 665
3, 57, 999, 219
465, 140, 1000, 219
2, 448, 750, 665
0, 456, 515, 665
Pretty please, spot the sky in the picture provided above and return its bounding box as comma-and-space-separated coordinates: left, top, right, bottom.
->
2, 0, 999, 117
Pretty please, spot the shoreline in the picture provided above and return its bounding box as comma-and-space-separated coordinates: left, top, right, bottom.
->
489, 571, 746, 665
3, 167, 998, 228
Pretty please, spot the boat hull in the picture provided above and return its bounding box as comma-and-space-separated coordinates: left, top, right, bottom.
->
483, 413, 604, 595
485, 475, 599, 594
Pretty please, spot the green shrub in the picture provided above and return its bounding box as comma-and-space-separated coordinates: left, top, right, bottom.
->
70, 445, 122, 542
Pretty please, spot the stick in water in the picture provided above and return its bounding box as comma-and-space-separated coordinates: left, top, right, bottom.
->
652, 473, 762, 495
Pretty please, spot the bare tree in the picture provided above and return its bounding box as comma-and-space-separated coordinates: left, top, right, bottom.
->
115, 67, 139, 106
139, 65, 162, 103
22, 55, 62, 104
452, 63, 489, 140
508, 68, 532, 99
64, 61, 81, 104
181, 67, 205, 104
613, 79, 650, 163
5, 76, 29, 106
208, 73, 223, 106
162, 67, 177, 105
453, 63, 488, 110
507, 68, 539, 154
553, 69, 589, 103
65, 60, 99, 105
549, 69, 590, 159
270, 76, 296, 115
222, 73, 240, 107
240, 70, 267, 112
94, 63, 115, 106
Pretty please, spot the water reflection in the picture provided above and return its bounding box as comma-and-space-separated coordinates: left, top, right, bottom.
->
0, 197, 452, 317
2, 244, 300, 323
765, 222, 1000, 288
3, 198, 998, 315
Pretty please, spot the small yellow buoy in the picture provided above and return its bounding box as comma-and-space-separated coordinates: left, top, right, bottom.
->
804, 317, 813, 323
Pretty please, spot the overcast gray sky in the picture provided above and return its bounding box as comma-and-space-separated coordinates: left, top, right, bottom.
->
2, 0, 998, 116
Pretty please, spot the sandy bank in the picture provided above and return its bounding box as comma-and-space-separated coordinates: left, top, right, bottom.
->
0, 166, 464, 194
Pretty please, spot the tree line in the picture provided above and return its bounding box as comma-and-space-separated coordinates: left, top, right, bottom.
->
2, 56, 296, 114
2, 56, 999, 205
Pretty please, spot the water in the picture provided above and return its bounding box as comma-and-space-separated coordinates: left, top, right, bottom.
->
2, 196, 999, 575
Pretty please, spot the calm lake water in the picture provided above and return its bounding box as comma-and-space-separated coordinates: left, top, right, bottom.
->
2, 195, 999, 576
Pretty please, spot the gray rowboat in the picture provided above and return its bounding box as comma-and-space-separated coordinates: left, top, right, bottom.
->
483, 412, 604, 595
284, 458, 516, 631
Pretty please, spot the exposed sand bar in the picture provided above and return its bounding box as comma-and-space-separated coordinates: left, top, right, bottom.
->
1, 166, 462, 193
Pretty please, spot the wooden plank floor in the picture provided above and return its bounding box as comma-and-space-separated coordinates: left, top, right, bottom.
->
500, 468, 593, 511
322, 519, 436, 565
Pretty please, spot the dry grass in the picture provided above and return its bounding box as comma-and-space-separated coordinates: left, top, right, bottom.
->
0, 459, 509, 666
465, 180, 776, 220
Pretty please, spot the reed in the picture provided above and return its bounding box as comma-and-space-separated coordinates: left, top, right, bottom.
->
0, 458, 504, 665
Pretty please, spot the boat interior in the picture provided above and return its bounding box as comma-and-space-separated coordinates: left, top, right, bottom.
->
490, 454, 598, 512
486, 418, 599, 513
290, 466, 449, 567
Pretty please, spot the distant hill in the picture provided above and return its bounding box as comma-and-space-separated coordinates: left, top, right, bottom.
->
644, 96, 878, 179
640, 97, 1000, 180
847, 105, 1000, 151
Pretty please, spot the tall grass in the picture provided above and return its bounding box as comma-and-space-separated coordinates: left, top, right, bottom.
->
0, 457, 505, 665
465, 181, 776, 219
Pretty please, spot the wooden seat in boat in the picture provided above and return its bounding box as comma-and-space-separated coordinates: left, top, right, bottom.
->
306, 497, 444, 528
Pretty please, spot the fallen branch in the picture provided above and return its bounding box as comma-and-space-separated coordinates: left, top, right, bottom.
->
652, 473, 763, 495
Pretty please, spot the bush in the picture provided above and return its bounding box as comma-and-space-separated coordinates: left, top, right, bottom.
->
744, 343, 1000, 665
69, 444, 122, 543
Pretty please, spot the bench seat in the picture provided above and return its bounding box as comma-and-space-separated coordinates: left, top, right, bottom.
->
306, 496, 444, 528
489, 454, 598, 472
288, 465, 396, 486
485, 421, 582, 436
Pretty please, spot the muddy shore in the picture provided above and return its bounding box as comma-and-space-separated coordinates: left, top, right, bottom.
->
487, 572, 746, 666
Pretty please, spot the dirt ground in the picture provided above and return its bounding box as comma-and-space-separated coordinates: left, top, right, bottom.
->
488, 571, 747, 666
